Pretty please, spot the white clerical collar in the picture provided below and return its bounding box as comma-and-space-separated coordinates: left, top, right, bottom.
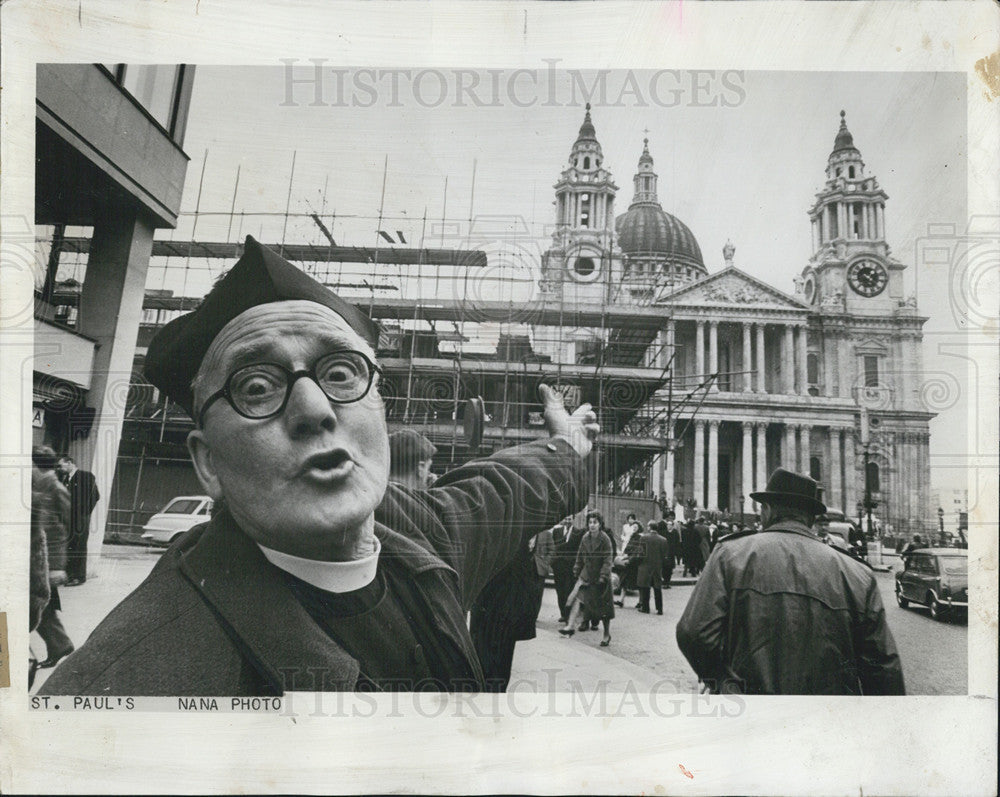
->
257, 536, 381, 594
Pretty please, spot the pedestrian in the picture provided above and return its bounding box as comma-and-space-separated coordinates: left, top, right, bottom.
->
614, 527, 645, 607
31, 445, 75, 670
29, 465, 52, 690
387, 429, 436, 490
620, 513, 638, 552
56, 454, 100, 586
676, 468, 905, 695
696, 514, 712, 569
469, 526, 553, 692
901, 535, 923, 561
657, 518, 677, 588
636, 520, 670, 615
560, 510, 614, 647
39, 236, 599, 696
551, 516, 585, 623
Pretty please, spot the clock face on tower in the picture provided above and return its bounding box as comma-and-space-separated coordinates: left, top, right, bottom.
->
847, 259, 888, 297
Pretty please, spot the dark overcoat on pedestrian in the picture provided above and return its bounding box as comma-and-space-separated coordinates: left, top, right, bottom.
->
675, 520, 905, 695
636, 531, 670, 588
39, 439, 588, 696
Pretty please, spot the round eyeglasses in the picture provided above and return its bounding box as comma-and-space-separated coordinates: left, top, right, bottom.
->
197, 350, 381, 427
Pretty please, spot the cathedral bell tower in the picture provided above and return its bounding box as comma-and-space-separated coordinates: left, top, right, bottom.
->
799, 110, 904, 315
540, 104, 618, 303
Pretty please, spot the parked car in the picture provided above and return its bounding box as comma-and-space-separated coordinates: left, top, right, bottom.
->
895, 548, 968, 620
141, 496, 214, 546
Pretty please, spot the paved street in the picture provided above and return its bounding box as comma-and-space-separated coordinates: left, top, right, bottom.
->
33, 547, 966, 696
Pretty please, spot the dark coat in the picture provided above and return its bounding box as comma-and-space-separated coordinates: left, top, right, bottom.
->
29, 467, 53, 631
39, 438, 588, 696
573, 529, 615, 621
33, 469, 69, 572
636, 531, 670, 588
676, 521, 905, 695
65, 469, 100, 535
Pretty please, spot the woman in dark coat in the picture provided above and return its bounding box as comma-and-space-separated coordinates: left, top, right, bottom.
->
560, 510, 614, 646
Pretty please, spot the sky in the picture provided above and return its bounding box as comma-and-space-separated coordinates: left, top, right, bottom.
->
132, 66, 970, 492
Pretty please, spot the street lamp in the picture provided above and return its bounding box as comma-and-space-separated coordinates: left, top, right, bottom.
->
938, 506, 945, 543
739, 494, 745, 526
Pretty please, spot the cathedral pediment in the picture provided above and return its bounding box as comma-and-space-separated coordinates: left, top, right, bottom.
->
659, 267, 808, 310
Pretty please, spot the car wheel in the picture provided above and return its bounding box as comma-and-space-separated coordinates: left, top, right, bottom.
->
927, 593, 944, 621
895, 584, 908, 608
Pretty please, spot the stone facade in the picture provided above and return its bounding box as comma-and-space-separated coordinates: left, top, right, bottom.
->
536, 108, 935, 535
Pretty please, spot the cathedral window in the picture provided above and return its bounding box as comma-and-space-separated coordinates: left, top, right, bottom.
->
836, 167, 842, 177
574, 256, 596, 277
863, 355, 879, 387
809, 456, 821, 482
866, 461, 881, 493
807, 352, 820, 396
584, 156, 590, 170
580, 193, 591, 228
849, 166, 856, 178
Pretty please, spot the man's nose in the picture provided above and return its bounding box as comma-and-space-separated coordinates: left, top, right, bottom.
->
283, 375, 337, 435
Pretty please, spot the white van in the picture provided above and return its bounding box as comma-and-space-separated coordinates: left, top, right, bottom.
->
140, 496, 214, 546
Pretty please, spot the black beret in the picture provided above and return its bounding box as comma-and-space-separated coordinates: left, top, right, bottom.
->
144, 236, 379, 418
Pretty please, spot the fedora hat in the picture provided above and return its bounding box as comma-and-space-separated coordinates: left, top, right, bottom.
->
750, 468, 826, 515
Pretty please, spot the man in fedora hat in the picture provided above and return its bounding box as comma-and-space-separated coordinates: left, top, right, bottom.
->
40, 237, 598, 696
676, 467, 904, 695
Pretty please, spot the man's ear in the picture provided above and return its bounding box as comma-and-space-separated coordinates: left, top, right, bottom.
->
187, 429, 223, 500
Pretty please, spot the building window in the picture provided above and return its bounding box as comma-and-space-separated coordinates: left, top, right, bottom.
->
853, 203, 862, 238
863, 355, 879, 387
807, 352, 820, 396
102, 64, 191, 142
583, 156, 590, 170
580, 193, 590, 228
574, 256, 596, 277
866, 461, 880, 492
810, 456, 821, 482
849, 166, 856, 178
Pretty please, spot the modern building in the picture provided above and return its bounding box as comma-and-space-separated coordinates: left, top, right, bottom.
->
33, 64, 195, 565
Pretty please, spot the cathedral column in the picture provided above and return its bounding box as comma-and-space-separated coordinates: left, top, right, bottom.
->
755, 323, 766, 393
693, 420, 705, 510
651, 452, 663, 498
796, 324, 809, 395
800, 424, 812, 477
844, 430, 857, 514
695, 320, 706, 384
812, 219, 820, 251
742, 323, 753, 392
784, 423, 797, 470
707, 420, 720, 511
837, 333, 852, 399
783, 325, 795, 394
755, 422, 768, 509
837, 203, 846, 239
742, 422, 754, 515
664, 423, 676, 504
709, 321, 719, 391
830, 428, 843, 513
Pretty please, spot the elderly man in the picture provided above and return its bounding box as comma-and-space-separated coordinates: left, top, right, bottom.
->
676, 468, 905, 695
40, 237, 597, 696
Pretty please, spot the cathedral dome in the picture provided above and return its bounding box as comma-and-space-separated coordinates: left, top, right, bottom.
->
615, 205, 705, 271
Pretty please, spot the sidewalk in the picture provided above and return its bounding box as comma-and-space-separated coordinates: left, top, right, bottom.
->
32, 545, 701, 694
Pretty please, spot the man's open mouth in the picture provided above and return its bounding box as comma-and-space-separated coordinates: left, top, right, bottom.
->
301, 449, 353, 479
